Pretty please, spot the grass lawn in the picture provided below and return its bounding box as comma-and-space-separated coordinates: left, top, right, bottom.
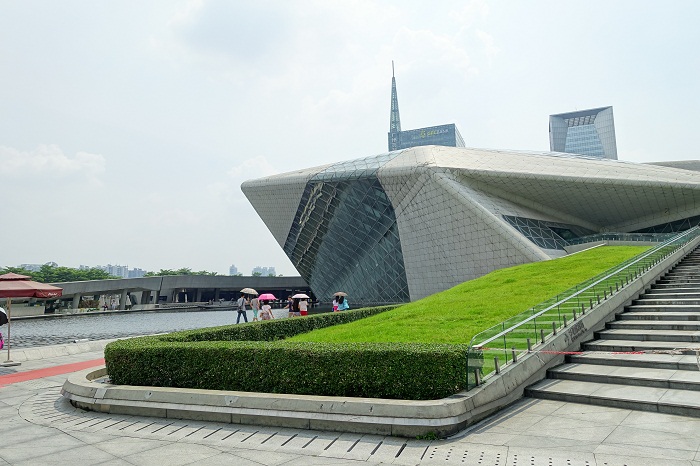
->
289, 246, 649, 344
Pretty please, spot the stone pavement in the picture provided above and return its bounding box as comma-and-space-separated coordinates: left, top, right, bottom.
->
2, 342, 700, 465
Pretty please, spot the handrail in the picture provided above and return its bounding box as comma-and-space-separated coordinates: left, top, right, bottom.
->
567, 232, 674, 246
465, 226, 700, 390
471, 228, 697, 349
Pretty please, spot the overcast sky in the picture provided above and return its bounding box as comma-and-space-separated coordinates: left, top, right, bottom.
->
1, 0, 699, 276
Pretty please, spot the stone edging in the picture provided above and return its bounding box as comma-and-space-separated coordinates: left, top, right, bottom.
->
62, 367, 473, 437
61, 237, 700, 438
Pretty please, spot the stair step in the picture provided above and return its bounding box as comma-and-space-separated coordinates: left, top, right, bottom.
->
526, 379, 700, 417
656, 280, 700, 285
596, 328, 700, 342
651, 284, 700, 290
618, 311, 700, 321
639, 292, 700, 299
626, 305, 700, 312
583, 339, 700, 353
568, 352, 700, 371
608, 320, 700, 331
548, 363, 700, 390
633, 299, 700, 305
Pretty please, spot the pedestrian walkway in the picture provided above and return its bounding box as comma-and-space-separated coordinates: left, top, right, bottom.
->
2, 341, 700, 465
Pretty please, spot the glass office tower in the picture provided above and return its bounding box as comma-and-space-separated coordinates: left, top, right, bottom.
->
549, 106, 617, 159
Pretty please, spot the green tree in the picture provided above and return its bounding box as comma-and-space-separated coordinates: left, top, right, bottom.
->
144, 268, 219, 277
0, 265, 116, 283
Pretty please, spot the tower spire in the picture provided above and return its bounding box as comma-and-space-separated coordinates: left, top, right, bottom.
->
388, 60, 401, 151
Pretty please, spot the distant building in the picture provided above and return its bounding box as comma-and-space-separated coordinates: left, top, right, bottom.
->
229, 264, 238, 275
549, 106, 618, 159
252, 266, 276, 276
99, 264, 129, 278
387, 62, 465, 151
20, 263, 43, 272
128, 268, 146, 278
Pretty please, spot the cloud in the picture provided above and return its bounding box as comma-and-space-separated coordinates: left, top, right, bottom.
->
449, 0, 489, 26
0, 144, 106, 185
475, 29, 500, 61
227, 155, 278, 179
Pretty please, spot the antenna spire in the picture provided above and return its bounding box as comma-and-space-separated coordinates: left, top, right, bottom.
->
388, 61, 401, 151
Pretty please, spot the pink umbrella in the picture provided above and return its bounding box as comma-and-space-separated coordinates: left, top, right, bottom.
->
0, 273, 63, 365
258, 293, 276, 301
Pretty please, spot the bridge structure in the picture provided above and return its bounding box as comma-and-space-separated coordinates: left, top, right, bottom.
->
48, 275, 310, 311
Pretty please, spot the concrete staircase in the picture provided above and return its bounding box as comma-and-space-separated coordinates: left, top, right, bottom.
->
526, 248, 700, 416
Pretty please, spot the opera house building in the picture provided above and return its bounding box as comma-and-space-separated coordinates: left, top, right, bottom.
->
242, 146, 700, 305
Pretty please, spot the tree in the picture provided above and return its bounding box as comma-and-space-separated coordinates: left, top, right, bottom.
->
144, 268, 219, 277
0, 265, 116, 283
252, 272, 262, 277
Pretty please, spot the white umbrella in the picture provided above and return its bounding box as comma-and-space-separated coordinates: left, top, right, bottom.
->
240, 288, 258, 295
292, 293, 310, 299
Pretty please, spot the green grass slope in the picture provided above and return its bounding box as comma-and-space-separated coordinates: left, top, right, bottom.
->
290, 246, 648, 344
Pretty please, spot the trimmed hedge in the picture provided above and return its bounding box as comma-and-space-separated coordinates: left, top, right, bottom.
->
104, 339, 468, 400
160, 305, 400, 343
104, 305, 469, 400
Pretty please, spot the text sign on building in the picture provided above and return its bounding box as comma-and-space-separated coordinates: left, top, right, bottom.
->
398, 124, 458, 149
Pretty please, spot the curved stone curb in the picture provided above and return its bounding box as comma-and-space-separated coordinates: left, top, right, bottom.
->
61, 367, 473, 437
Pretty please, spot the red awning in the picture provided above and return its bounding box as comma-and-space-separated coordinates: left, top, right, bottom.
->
0, 273, 63, 299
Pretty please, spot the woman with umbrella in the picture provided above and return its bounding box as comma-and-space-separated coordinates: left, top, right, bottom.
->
258, 293, 276, 320
292, 293, 310, 316
335, 292, 349, 311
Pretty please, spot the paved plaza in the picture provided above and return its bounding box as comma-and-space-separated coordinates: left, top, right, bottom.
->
1, 342, 700, 465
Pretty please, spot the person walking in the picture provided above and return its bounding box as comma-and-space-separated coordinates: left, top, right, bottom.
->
337, 295, 350, 311
260, 300, 274, 320
250, 296, 260, 321
286, 296, 294, 318
299, 299, 308, 316
332, 297, 339, 312
236, 294, 249, 324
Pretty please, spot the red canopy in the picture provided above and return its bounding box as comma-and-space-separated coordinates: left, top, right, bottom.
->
0, 273, 62, 299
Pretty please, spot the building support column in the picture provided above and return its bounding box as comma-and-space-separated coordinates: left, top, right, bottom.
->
141, 290, 151, 305
196, 289, 202, 302
72, 294, 81, 309
119, 290, 128, 310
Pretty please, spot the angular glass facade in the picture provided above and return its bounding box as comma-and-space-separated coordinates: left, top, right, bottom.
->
632, 214, 700, 234
503, 215, 593, 250
283, 153, 409, 305
549, 106, 617, 159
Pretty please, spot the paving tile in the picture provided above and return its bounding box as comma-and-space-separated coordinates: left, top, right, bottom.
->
622, 409, 699, 426
504, 433, 600, 451
456, 430, 517, 446
595, 442, 696, 462
13, 444, 119, 465
506, 446, 596, 466
603, 425, 700, 452
123, 442, 222, 466
221, 447, 304, 465
91, 436, 170, 457
549, 407, 631, 426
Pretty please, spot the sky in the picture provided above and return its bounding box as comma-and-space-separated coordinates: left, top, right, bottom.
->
1, 0, 699, 276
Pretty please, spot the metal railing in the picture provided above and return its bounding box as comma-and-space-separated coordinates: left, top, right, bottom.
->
567, 232, 675, 246
466, 226, 700, 390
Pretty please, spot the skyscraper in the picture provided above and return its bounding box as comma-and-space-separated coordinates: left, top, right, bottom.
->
549, 106, 618, 159
387, 63, 465, 151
